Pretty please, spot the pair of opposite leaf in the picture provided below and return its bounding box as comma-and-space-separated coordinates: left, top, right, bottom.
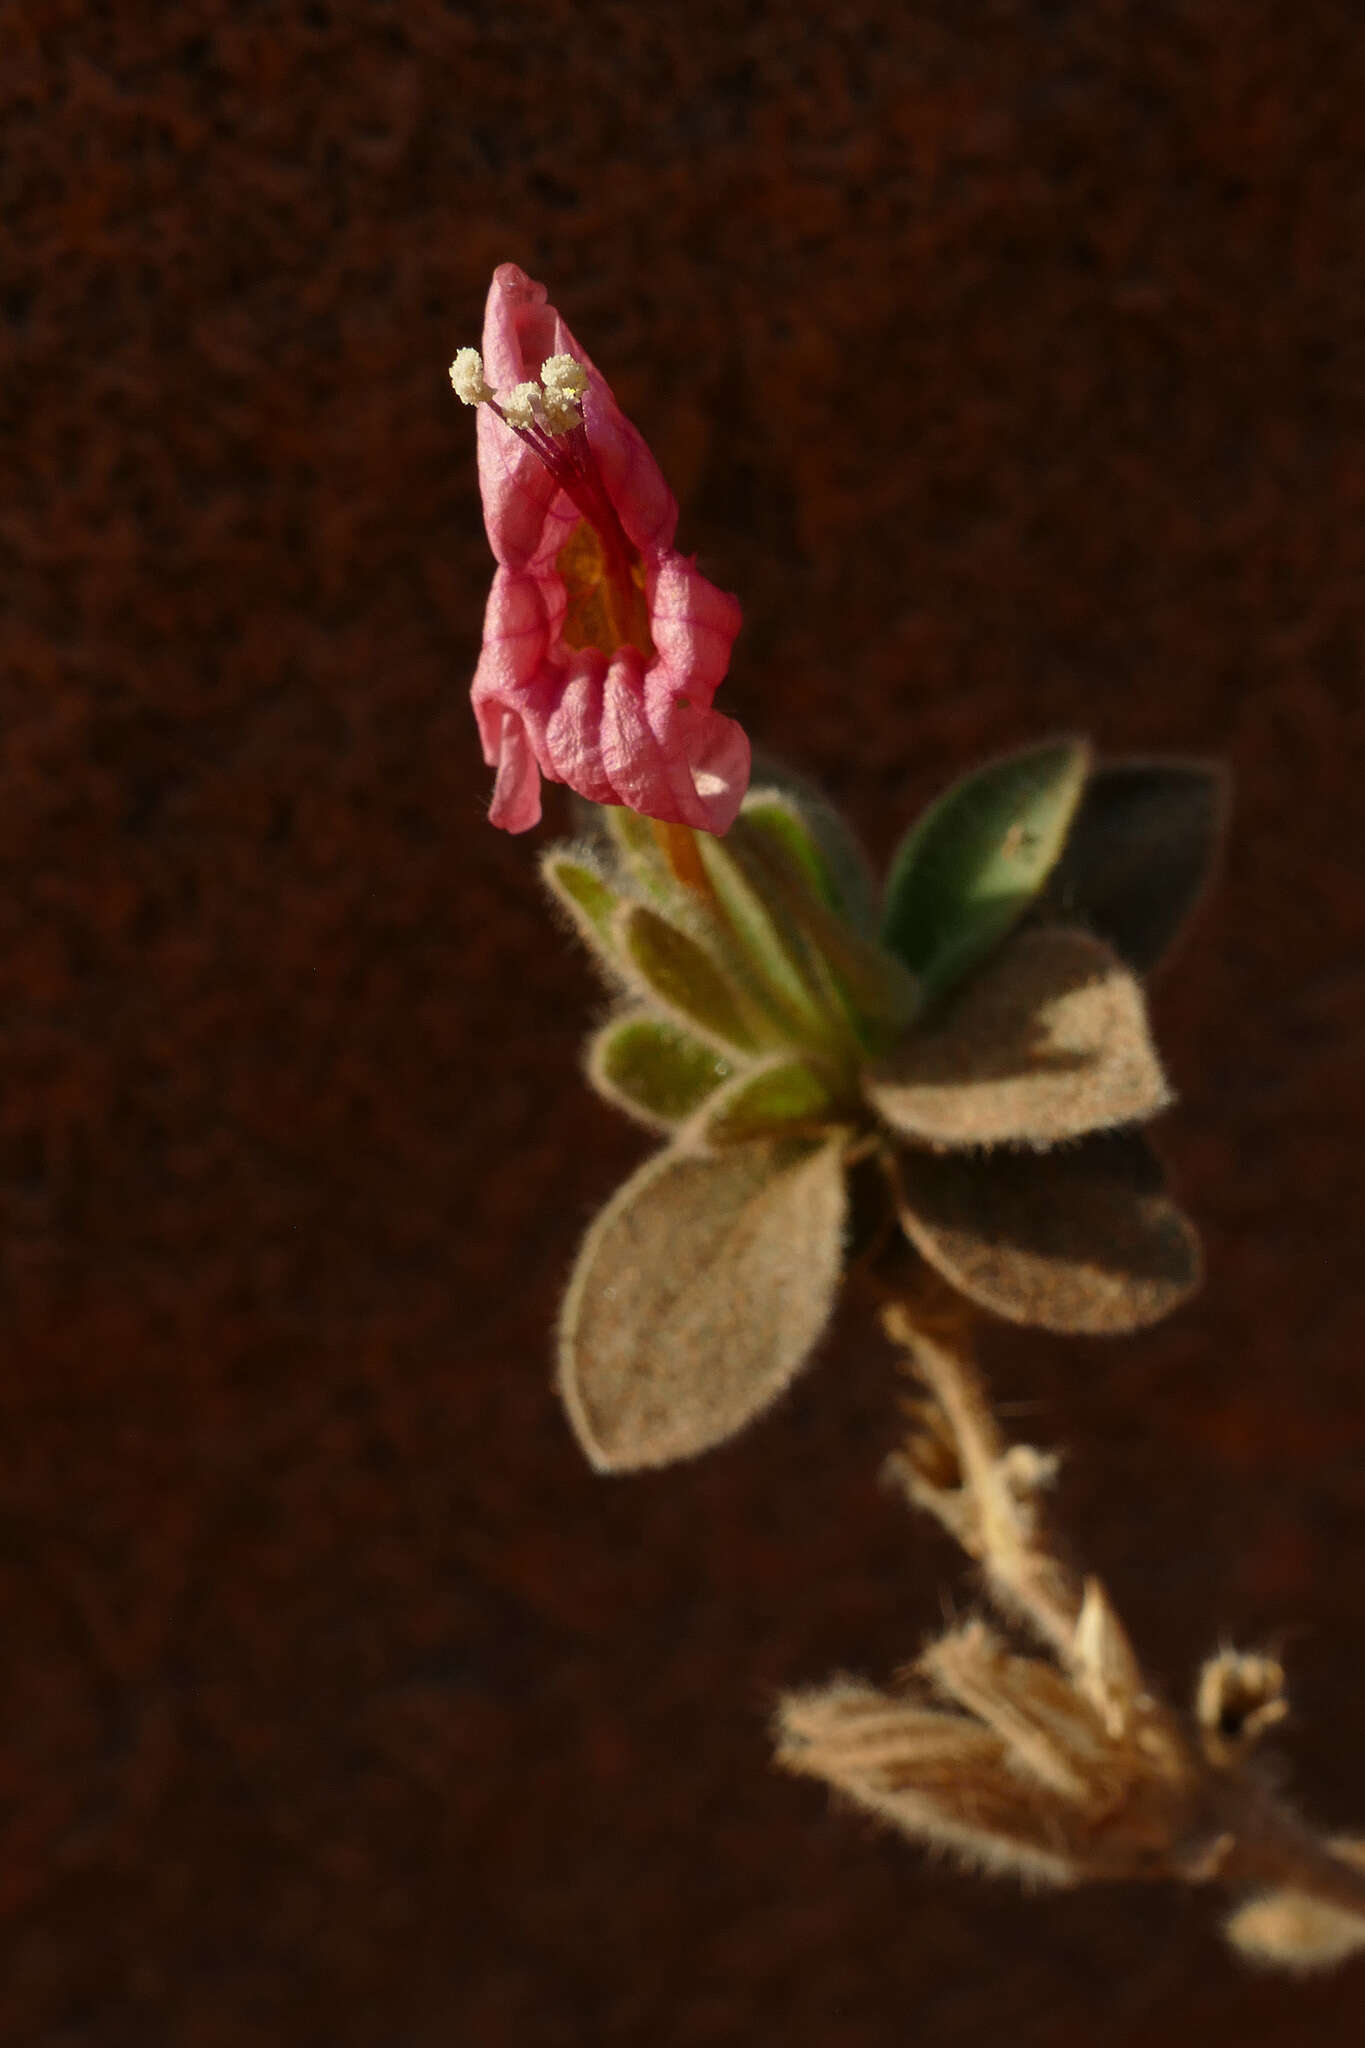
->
545, 739, 1226, 1473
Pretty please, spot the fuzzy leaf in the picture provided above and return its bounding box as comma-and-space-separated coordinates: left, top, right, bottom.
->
881, 738, 1091, 1002
698, 829, 843, 1046
558, 1137, 848, 1470
603, 803, 675, 902
741, 796, 839, 908
617, 903, 764, 1052
695, 1056, 843, 1146
865, 926, 1170, 1148
894, 1131, 1200, 1335
542, 851, 621, 960
743, 761, 880, 933
589, 1015, 734, 1128
732, 809, 920, 1052
1040, 759, 1229, 974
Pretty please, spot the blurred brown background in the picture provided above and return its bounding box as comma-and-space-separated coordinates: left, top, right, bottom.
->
5, 2, 1365, 2041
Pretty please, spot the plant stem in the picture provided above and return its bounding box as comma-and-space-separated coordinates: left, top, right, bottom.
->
650, 818, 712, 897
877, 1282, 1365, 1931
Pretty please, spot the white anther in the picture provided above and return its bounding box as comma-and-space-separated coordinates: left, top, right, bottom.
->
541, 353, 589, 398
449, 347, 494, 406
502, 381, 542, 430
538, 385, 583, 435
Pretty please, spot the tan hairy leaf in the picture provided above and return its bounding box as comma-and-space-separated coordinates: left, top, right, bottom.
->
921, 1622, 1114, 1807
895, 1132, 1201, 1335
558, 1137, 847, 1471
865, 926, 1170, 1148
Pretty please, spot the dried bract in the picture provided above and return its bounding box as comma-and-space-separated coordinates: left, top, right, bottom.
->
1224, 1842, 1365, 1972
1196, 1648, 1289, 1768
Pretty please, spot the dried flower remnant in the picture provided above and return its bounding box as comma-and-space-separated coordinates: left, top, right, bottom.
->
451, 265, 748, 835
778, 1309, 1365, 1963
1196, 1648, 1289, 1769
1224, 1842, 1365, 1972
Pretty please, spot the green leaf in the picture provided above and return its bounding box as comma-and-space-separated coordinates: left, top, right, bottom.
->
588, 1015, 734, 1128
881, 738, 1091, 1003
541, 851, 620, 959
744, 756, 880, 933
731, 811, 920, 1053
893, 1131, 1200, 1336
698, 828, 846, 1047
695, 1056, 843, 1146
558, 1136, 848, 1470
1039, 759, 1229, 974
603, 804, 675, 902
865, 926, 1170, 1149
741, 793, 841, 910
616, 903, 765, 1052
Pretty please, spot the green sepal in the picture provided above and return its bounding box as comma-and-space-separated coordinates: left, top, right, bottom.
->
603, 804, 675, 903
588, 1014, 734, 1129
697, 827, 847, 1049
732, 807, 919, 1054
880, 737, 1091, 1004
540, 849, 621, 964
1039, 758, 1229, 975
615, 903, 766, 1053
693, 1055, 845, 1147
741, 797, 839, 908
743, 757, 880, 934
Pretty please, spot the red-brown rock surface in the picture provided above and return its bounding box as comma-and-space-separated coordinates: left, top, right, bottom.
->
5, 3, 1365, 2041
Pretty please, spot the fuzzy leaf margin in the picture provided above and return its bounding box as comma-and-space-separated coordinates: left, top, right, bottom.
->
616, 903, 766, 1053
588, 1014, 735, 1128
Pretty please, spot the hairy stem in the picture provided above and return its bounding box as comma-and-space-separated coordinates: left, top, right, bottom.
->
870, 1281, 1365, 1933
884, 1302, 1081, 1659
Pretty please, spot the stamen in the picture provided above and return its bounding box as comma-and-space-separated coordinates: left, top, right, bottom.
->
538, 354, 589, 434
452, 350, 639, 601
539, 385, 584, 435
449, 347, 494, 406
502, 381, 542, 430
542, 354, 589, 398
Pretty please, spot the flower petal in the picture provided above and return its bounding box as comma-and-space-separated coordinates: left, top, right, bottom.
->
464, 264, 747, 833
646, 552, 743, 711
478, 263, 677, 565
485, 708, 542, 833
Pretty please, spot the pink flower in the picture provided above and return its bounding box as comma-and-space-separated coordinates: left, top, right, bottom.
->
453, 264, 749, 835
